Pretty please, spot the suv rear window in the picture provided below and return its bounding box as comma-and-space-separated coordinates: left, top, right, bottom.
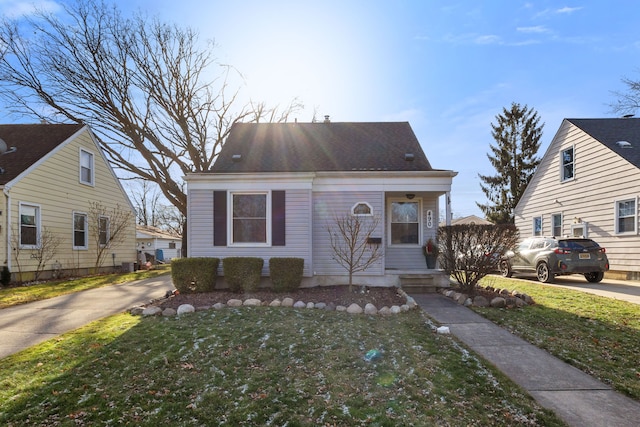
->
558, 239, 600, 251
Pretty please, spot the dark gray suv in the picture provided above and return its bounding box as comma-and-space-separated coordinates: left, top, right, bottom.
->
500, 237, 609, 283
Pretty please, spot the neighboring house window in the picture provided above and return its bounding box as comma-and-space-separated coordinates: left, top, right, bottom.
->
168, 242, 176, 249
561, 147, 574, 181
19, 203, 40, 247
552, 214, 562, 237
352, 202, 372, 216
231, 192, 268, 244
390, 201, 420, 244
99, 216, 110, 246
80, 149, 94, 185
616, 198, 637, 234
73, 212, 88, 249
533, 216, 542, 236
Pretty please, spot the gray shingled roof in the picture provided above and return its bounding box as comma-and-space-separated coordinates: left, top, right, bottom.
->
567, 118, 640, 169
0, 123, 84, 185
211, 122, 433, 173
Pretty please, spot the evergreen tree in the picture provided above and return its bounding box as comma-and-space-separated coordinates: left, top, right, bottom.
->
477, 103, 543, 224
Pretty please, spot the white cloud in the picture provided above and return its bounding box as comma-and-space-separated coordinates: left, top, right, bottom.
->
475, 34, 501, 45
517, 25, 550, 34
556, 6, 582, 14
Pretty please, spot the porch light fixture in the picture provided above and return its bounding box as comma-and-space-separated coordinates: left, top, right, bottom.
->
406, 194, 415, 200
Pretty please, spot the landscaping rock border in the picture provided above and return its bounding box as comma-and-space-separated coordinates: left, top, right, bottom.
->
440, 285, 535, 308
130, 288, 419, 317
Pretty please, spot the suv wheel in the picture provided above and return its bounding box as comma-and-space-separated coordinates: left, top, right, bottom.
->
536, 262, 553, 283
499, 260, 512, 278
584, 272, 604, 283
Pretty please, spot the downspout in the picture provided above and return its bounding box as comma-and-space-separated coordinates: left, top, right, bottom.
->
3, 186, 11, 272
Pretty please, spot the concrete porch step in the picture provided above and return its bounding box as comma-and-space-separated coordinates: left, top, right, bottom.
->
399, 274, 448, 294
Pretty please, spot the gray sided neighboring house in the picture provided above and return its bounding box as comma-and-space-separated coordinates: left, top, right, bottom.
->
515, 117, 640, 280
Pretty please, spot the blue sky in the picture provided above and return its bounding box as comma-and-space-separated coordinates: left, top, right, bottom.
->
2, 0, 638, 218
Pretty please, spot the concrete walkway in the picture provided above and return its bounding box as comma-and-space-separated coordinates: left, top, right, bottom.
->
0, 275, 172, 359
412, 293, 640, 427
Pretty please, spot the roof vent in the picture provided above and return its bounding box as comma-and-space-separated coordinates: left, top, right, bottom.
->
0, 138, 17, 155
404, 153, 415, 161
623, 114, 635, 118
615, 141, 632, 149
324, 115, 330, 123
231, 154, 242, 162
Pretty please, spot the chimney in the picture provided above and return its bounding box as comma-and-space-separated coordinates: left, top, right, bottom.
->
324, 115, 330, 123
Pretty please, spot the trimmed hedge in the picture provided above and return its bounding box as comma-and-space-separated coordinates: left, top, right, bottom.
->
171, 257, 219, 293
269, 257, 304, 292
223, 257, 264, 292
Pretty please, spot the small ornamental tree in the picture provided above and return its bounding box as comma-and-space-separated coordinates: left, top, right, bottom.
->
89, 202, 134, 270
327, 212, 383, 292
438, 224, 519, 295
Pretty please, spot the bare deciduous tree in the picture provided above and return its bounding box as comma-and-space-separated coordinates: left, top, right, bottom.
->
89, 202, 134, 270
438, 224, 519, 295
0, 0, 301, 253
327, 212, 383, 292
31, 227, 62, 281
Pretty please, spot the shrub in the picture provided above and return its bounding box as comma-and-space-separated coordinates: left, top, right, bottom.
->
269, 257, 304, 292
1, 266, 10, 287
171, 257, 219, 293
223, 257, 264, 292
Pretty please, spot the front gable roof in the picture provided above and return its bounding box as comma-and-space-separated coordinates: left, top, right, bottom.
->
567, 118, 640, 169
211, 121, 434, 173
0, 123, 84, 185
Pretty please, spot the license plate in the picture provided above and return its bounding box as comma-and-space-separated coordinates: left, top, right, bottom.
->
579, 253, 591, 260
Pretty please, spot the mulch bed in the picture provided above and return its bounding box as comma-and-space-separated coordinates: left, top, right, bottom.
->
157, 285, 407, 310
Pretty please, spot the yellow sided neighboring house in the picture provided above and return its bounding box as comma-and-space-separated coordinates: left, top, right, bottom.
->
0, 123, 137, 283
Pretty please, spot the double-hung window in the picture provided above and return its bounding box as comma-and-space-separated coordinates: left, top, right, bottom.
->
99, 216, 110, 246
19, 203, 40, 248
80, 149, 94, 186
231, 192, 268, 244
552, 214, 562, 237
561, 147, 574, 181
73, 212, 88, 249
616, 198, 637, 234
389, 200, 420, 244
533, 216, 543, 236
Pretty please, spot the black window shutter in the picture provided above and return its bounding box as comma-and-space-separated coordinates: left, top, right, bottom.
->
272, 190, 286, 246
213, 191, 227, 246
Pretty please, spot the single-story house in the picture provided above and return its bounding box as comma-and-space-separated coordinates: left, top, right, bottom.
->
514, 117, 640, 280
136, 225, 182, 263
186, 120, 457, 288
0, 123, 137, 282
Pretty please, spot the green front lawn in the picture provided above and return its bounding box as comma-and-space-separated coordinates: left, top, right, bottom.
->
0, 267, 170, 309
477, 275, 640, 401
0, 308, 563, 426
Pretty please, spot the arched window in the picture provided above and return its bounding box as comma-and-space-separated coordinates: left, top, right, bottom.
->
351, 202, 373, 216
